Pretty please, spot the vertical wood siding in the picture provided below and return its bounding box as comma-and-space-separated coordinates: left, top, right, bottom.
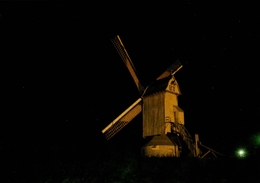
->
143, 92, 165, 137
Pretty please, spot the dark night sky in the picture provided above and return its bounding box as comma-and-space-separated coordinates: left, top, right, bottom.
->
1, 1, 260, 158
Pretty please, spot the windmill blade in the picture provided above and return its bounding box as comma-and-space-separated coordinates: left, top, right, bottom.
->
111, 35, 144, 94
102, 98, 142, 140
156, 60, 183, 80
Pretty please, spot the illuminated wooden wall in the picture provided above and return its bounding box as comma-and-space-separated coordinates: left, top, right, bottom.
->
142, 76, 184, 138
141, 135, 180, 157
143, 91, 165, 137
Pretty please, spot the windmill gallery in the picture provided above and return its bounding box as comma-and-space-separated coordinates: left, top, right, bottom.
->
102, 36, 221, 158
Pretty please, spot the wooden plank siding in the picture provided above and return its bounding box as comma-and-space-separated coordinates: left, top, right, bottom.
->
143, 92, 165, 138
142, 78, 184, 138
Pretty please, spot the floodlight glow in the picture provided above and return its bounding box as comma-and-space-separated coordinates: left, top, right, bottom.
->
252, 133, 260, 146
235, 148, 247, 158
238, 150, 244, 156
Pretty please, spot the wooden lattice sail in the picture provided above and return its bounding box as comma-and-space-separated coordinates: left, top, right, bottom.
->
102, 98, 142, 140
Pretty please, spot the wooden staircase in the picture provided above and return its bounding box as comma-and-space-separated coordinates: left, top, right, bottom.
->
171, 122, 223, 158
171, 122, 201, 157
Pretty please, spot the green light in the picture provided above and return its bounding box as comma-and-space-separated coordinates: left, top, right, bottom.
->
235, 148, 247, 158
252, 133, 260, 146
238, 150, 244, 156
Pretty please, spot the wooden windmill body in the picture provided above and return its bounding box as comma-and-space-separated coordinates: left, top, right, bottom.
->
102, 35, 221, 158
141, 73, 184, 157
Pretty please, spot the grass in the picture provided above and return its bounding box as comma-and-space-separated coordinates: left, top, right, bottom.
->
3, 143, 260, 183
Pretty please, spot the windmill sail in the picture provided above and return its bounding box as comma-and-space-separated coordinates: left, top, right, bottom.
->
102, 98, 142, 140
156, 60, 183, 80
111, 35, 144, 94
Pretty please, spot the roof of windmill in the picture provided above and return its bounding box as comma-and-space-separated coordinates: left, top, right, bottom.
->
144, 135, 177, 146
143, 76, 171, 96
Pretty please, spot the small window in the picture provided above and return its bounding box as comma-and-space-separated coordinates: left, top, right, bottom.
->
174, 111, 178, 122
151, 145, 159, 150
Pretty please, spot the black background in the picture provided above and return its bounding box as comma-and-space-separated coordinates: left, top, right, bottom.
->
1, 2, 260, 181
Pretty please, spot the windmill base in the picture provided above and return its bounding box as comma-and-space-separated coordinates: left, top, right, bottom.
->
141, 134, 181, 157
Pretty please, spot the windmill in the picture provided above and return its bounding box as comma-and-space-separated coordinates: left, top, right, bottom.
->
102, 35, 222, 158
